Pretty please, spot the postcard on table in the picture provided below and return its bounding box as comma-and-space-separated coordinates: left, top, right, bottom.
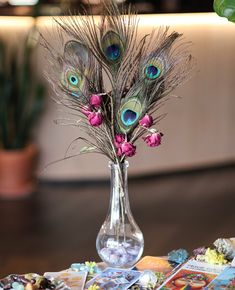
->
44, 270, 87, 290
85, 267, 142, 290
157, 259, 226, 289
207, 266, 235, 289
135, 256, 180, 276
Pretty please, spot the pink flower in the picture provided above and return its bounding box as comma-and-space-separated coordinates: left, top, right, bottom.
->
119, 142, 136, 157
117, 147, 123, 157
139, 114, 153, 128
143, 132, 163, 147
90, 94, 102, 107
114, 134, 125, 148
81, 105, 92, 117
88, 111, 103, 127
114, 134, 136, 157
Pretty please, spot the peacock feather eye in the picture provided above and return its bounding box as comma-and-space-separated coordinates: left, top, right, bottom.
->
143, 57, 165, 81
117, 98, 142, 133
106, 44, 120, 61
145, 65, 161, 79
121, 109, 139, 126
69, 75, 79, 86
61, 68, 83, 97
66, 70, 81, 89
101, 31, 124, 63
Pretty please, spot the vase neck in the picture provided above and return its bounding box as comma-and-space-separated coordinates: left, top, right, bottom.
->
109, 161, 129, 193
108, 161, 131, 227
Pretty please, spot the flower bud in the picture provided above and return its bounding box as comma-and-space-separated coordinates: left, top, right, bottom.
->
81, 105, 92, 117
90, 94, 102, 107
114, 134, 125, 148
143, 132, 163, 147
119, 142, 136, 157
139, 114, 153, 128
88, 111, 103, 127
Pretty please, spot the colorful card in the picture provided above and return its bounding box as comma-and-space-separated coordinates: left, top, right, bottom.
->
207, 266, 235, 289
85, 268, 142, 290
135, 256, 180, 276
44, 270, 87, 290
157, 259, 226, 289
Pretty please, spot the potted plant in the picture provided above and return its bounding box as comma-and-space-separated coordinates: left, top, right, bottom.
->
0, 27, 45, 198
214, 0, 235, 22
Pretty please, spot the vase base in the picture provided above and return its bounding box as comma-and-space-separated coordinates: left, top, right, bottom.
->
97, 236, 143, 268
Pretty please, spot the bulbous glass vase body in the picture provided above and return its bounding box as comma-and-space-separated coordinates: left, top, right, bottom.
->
96, 161, 144, 268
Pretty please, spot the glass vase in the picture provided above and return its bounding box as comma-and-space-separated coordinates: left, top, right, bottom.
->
96, 161, 144, 268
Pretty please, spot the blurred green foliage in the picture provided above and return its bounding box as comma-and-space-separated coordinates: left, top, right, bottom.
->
0, 27, 45, 150
214, 0, 235, 22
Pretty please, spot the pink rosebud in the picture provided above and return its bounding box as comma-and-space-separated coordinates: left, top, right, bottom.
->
139, 114, 153, 128
117, 147, 123, 157
81, 105, 92, 117
88, 111, 103, 127
119, 142, 136, 157
143, 132, 163, 147
90, 94, 102, 107
114, 134, 125, 148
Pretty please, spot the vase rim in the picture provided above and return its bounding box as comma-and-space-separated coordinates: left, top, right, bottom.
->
108, 160, 129, 168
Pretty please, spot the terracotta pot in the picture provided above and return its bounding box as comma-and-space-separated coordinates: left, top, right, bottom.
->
0, 144, 38, 199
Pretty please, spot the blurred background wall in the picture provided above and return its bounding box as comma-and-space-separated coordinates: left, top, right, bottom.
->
0, 3, 235, 181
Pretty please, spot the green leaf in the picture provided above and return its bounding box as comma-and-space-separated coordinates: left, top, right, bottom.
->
0, 41, 5, 75
214, 0, 235, 23
0, 30, 45, 150
80, 146, 97, 154
15, 82, 44, 148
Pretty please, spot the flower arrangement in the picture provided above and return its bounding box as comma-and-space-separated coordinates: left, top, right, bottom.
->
42, 0, 194, 268
42, 0, 193, 170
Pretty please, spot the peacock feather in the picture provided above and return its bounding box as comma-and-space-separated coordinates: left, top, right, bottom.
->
42, 0, 194, 164
61, 40, 89, 98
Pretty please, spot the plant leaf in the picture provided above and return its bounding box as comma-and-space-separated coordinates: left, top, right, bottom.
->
214, 0, 235, 22
80, 146, 97, 153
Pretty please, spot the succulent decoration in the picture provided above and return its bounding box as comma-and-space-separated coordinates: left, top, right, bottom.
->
0, 27, 45, 150
214, 0, 235, 22
42, 0, 194, 167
